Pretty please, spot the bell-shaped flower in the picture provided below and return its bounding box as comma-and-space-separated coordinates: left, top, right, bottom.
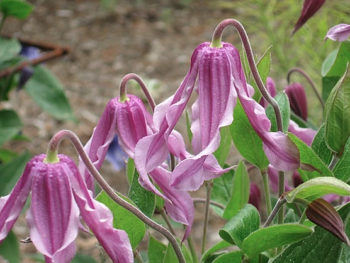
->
285, 83, 308, 121
0, 154, 133, 263
79, 93, 194, 239
325, 24, 350, 42
293, 0, 326, 34
135, 42, 244, 191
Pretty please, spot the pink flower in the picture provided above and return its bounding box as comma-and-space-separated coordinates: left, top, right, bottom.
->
0, 154, 133, 263
79, 94, 194, 239
293, 0, 326, 34
325, 24, 350, 42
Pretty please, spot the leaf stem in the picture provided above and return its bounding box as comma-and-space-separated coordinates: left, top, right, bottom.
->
261, 169, 272, 216
201, 180, 213, 254
46, 130, 185, 263
287, 67, 324, 110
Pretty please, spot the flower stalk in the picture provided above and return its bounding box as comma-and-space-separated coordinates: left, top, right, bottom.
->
47, 130, 185, 263
201, 180, 213, 254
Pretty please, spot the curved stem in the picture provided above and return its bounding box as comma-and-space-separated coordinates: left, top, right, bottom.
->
287, 67, 324, 110
201, 180, 213, 254
264, 197, 287, 227
46, 130, 185, 263
119, 73, 156, 111
193, 198, 225, 210
211, 18, 283, 132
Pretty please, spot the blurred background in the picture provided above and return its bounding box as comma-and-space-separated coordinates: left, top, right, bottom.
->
1, 0, 350, 261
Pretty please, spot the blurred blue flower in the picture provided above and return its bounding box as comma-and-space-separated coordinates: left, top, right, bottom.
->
106, 135, 128, 171
18, 46, 40, 90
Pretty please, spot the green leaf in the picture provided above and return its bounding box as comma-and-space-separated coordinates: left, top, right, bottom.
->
96, 191, 146, 249
0, 231, 20, 263
0, 0, 33, 19
271, 202, 350, 263
322, 42, 350, 78
311, 125, 332, 166
0, 151, 31, 195
162, 242, 193, 263
322, 76, 341, 102
219, 204, 260, 248
214, 126, 232, 166
212, 251, 243, 263
285, 177, 350, 203
126, 158, 135, 184
223, 161, 250, 219
324, 66, 350, 154
128, 170, 155, 218
334, 137, 350, 182
24, 66, 76, 121
71, 254, 97, 263
0, 148, 17, 163
288, 133, 333, 181
201, 240, 232, 263
252, 46, 271, 101
231, 101, 269, 169
242, 224, 313, 257
266, 92, 290, 132
148, 236, 167, 263
0, 37, 21, 62
211, 169, 234, 217
0, 109, 22, 146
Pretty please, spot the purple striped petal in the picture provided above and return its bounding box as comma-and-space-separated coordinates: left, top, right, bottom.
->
150, 167, 194, 240
0, 156, 35, 242
71, 161, 133, 263
26, 154, 79, 263
79, 95, 151, 191
325, 24, 350, 42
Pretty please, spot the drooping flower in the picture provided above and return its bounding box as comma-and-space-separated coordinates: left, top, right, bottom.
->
325, 24, 350, 42
293, 0, 326, 34
0, 154, 133, 263
79, 91, 194, 239
106, 136, 129, 171
285, 83, 308, 121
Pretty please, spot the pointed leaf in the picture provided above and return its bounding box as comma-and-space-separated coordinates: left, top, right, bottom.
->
285, 177, 350, 203
214, 126, 232, 166
322, 42, 350, 78
288, 133, 333, 180
252, 47, 271, 101
219, 204, 260, 248
212, 251, 242, 263
211, 169, 234, 217
0, 37, 21, 62
271, 202, 350, 263
266, 92, 290, 133
24, 65, 76, 121
231, 101, 269, 169
201, 240, 232, 263
334, 137, 350, 182
96, 191, 146, 249
324, 65, 350, 154
223, 161, 250, 219
242, 224, 313, 257
311, 125, 332, 165
128, 170, 155, 218
148, 236, 167, 263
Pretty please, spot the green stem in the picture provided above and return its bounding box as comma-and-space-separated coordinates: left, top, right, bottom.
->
264, 197, 287, 227
160, 209, 176, 236
187, 237, 199, 263
201, 180, 213, 254
278, 171, 285, 224
261, 169, 272, 216
47, 130, 185, 263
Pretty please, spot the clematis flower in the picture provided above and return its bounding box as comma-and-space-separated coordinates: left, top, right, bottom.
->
325, 24, 350, 42
0, 154, 133, 263
79, 92, 194, 239
106, 136, 129, 171
285, 83, 308, 121
292, 0, 326, 34
135, 42, 244, 192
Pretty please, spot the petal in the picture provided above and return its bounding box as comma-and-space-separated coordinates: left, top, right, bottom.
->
26, 155, 79, 262
288, 120, 316, 146
71, 165, 133, 263
325, 24, 350, 42
150, 167, 194, 241
260, 77, 276, 108
293, 0, 326, 34
285, 83, 308, 120
0, 154, 37, 242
